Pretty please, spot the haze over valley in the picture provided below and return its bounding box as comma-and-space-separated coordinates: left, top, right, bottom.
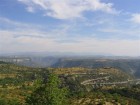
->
0, 0, 140, 105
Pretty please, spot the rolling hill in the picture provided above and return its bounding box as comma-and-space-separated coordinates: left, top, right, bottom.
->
52, 58, 140, 78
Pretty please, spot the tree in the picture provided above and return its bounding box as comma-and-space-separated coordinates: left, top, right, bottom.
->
26, 73, 68, 105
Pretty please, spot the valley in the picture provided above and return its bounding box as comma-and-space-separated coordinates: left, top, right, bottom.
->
0, 56, 140, 78
0, 59, 140, 105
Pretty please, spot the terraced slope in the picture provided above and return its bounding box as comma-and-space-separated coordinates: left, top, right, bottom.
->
52, 59, 140, 78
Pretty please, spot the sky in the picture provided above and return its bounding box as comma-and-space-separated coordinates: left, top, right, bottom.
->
0, 0, 140, 56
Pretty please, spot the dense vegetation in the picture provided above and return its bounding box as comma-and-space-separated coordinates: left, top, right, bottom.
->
0, 62, 139, 105
26, 73, 68, 105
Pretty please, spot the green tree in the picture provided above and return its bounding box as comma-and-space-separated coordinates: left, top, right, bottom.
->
0, 98, 6, 105
26, 73, 68, 105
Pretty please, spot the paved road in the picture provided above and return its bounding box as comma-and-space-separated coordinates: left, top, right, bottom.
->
81, 78, 140, 85
81, 76, 110, 85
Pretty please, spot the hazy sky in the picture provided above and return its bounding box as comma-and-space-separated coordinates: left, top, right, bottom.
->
0, 0, 140, 56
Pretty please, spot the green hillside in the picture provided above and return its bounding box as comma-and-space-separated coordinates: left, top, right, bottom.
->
0, 63, 139, 105
52, 59, 140, 78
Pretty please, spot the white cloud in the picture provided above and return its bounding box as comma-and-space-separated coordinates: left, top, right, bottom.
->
0, 32, 139, 56
131, 13, 140, 24
98, 27, 140, 38
0, 17, 70, 38
26, 7, 35, 13
0, 17, 139, 56
18, 0, 118, 19
0, 17, 42, 29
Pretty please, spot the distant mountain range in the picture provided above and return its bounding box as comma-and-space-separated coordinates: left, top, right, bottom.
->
0, 56, 140, 78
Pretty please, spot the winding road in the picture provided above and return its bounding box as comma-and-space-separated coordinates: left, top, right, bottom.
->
81, 77, 140, 86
